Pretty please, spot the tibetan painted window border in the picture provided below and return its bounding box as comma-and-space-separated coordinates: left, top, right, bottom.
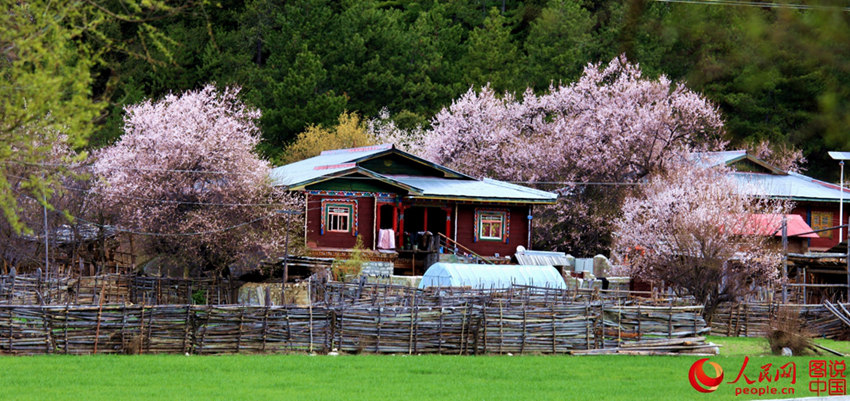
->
473, 208, 510, 243
321, 199, 358, 236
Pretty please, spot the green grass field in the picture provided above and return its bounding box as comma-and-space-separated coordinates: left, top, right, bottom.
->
0, 336, 847, 401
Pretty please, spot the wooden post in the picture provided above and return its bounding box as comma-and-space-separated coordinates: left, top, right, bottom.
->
261, 305, 269, 353
373, 195, 378, 250
438, 307, 443, 354
520, 302, 527, 354
667, 303, 673, 339
445, 208, 451, 240
803, 266, 807, 305
460, 305, 467, 355
139, 303, 146, 355
182, 306, 192, 354
453, 204, 458, 248
145, 305, 154, 353
376, 307, 382, 353
584, 302, 590, 350
63, 305, 69, 354
551, 303, 556, 353
308, 284, 314, 353
285, 306, 292, 350
423, 207, 428, 232
7, 308, 13, 354
398, 205, 405, 249
93, 282, 106, 353
236, 308, 244, 353
481, 299, 486, 354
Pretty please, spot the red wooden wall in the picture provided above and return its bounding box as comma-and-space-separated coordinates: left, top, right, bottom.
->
306, 194, 375, 249
790, 201, 847, 251
453, 204, 530, 257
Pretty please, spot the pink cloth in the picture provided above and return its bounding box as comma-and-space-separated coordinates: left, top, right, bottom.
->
378, 229, 396, 249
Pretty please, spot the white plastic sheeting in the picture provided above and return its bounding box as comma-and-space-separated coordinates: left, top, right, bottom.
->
418, 263, 566, 290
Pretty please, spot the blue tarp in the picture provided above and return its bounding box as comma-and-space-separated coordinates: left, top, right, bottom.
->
418, 263, 566, 290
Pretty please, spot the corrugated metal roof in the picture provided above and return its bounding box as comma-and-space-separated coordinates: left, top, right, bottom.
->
418, 263, 566, 289
269, 144, 392, 187
691, 150, 747, 168
270, 144, 558, 203
385, 175, 557, 203
514, 249, 572, 266
733, 214, 818, 238
690, 151, 850, 202
732, 171, 849, 202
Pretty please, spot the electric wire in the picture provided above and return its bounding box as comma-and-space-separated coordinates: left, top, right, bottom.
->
653, 0, 850, 11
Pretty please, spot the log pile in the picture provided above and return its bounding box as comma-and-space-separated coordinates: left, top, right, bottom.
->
571, 337, 719, 356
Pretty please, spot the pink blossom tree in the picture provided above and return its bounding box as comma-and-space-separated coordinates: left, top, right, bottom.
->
611, 161, 785, 320
745, 140, 807, 173
94, 86, 300, 277
420, 56, 726, 254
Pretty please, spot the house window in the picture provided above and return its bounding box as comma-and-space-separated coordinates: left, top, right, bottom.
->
479, 213, 505, 241
474, 209, 510, 243
321, 200, 357, 235
811, 211, 833, 238
327, 205, 352, 232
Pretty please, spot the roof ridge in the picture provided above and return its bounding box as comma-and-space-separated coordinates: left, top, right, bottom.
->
482, 177, 557, 197
319, 144, 392, 155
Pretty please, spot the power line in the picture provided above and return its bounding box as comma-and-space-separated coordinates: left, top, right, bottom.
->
5, 161, 646, 186
6, 174, 294, 207
654, 0, 850, 11
71, 210, 301, 237
4, 160, 263, 176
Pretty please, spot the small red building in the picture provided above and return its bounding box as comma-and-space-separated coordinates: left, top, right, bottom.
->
697, 151, 848, 251
271, 145, 558, 272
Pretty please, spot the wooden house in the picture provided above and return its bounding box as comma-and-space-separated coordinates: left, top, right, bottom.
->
270, 144, 558, 273
695, 150, 850, 302
695, 151, 848, 251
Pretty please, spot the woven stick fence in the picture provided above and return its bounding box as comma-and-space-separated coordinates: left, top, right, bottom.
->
0, 274, 233, 306
319, 282, 692, 309
0, 300, 709, 356
710, 303, 848, 339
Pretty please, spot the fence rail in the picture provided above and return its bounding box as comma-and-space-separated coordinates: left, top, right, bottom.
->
0, 301, 707, 356
710, 303, 848, 339
0, 274, 233, 305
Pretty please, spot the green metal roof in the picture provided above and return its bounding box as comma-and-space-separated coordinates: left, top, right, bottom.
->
693, 151, 850, 203
270, 145, 558, 204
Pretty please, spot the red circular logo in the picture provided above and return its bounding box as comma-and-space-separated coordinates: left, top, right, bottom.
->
689, 358, 724, 393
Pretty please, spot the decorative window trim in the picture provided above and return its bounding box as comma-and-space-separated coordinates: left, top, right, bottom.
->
811, 211, 833, 239
321, 199, 358, 236
309, 190, 396, 203
474, 208, 510, 243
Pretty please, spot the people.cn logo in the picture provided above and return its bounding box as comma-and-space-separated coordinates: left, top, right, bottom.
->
689, 358, 724, 393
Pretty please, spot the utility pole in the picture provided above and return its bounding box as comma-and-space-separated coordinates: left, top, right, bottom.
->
280, 210, 292, 305
781, 215, 788, 304
846, 233, 850, 302
828, 152, 850, 241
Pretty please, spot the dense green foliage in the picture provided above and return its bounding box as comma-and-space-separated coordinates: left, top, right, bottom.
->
89, 0, 850, 175
0, 336, 847, 400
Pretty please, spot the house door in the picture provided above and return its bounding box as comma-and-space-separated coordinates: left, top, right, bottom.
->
404, 206, 446, 236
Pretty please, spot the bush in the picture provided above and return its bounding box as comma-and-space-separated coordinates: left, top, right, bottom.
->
766, 307, 813, 355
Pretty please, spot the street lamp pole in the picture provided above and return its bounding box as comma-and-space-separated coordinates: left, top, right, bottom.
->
828, 152, 850, 242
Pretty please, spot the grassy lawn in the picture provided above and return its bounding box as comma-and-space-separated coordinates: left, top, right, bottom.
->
0, 337, 847, 401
